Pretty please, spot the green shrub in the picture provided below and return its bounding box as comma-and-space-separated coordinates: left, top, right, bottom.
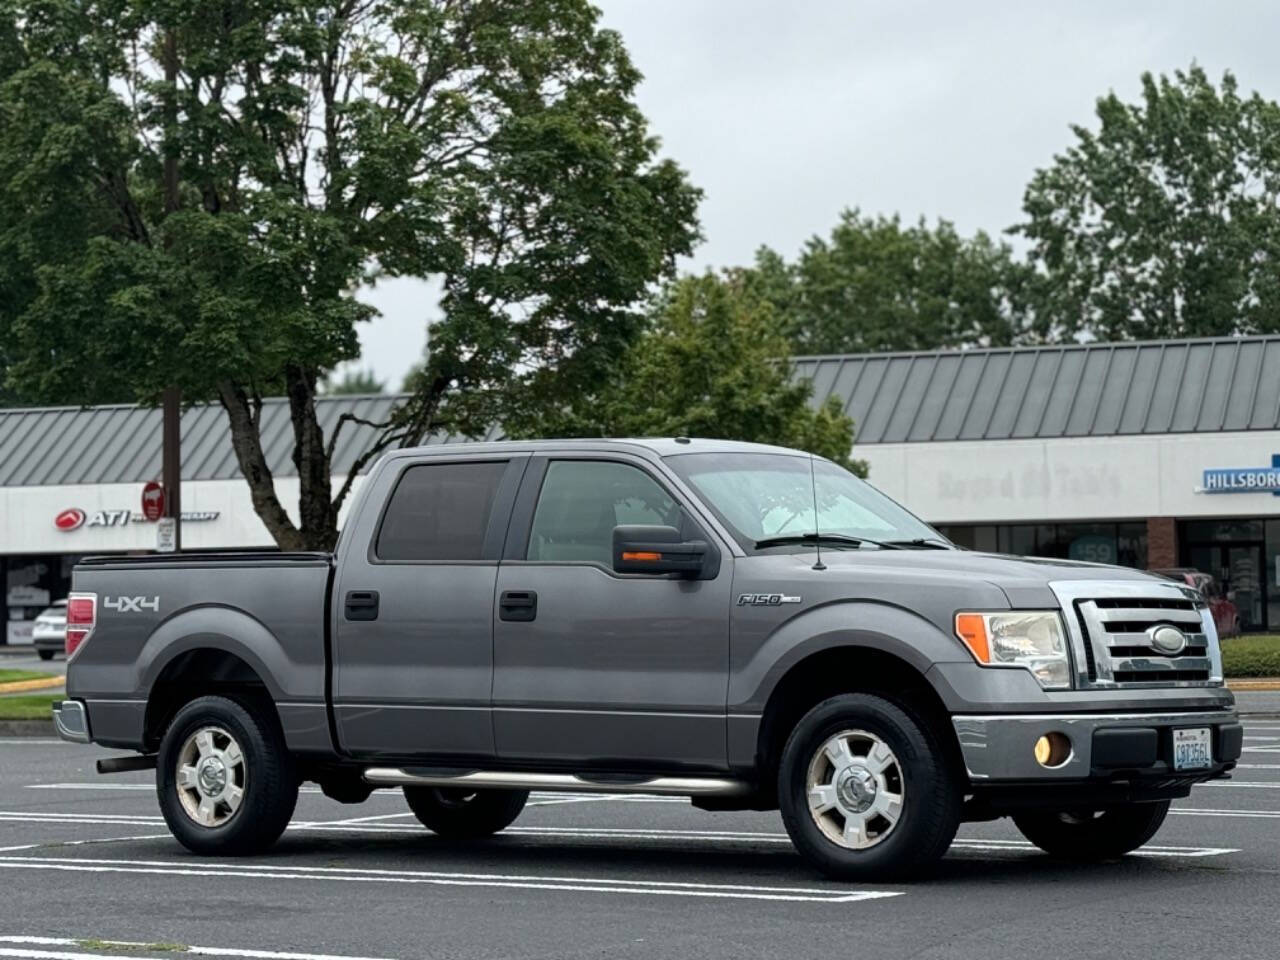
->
1221, 635, 1280, 678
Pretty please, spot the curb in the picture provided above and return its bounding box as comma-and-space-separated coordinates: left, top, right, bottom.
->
1227, 680, 1280, 691
0, 719, 56, 737
0, 676, 65, 694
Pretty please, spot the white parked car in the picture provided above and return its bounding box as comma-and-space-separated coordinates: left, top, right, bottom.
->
31, 600, 66, 661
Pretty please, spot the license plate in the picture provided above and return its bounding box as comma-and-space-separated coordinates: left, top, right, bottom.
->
1173, 727, 1213, 771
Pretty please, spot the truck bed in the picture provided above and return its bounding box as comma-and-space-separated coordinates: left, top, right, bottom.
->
67, 551, 334, 752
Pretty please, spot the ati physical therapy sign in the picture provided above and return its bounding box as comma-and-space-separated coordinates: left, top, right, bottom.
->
1201, 455, 1280, 495
54, 508, 220, 531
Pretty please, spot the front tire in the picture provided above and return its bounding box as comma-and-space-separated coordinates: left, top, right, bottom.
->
1013, 802, 1171, 860
778, 693, 962, 881
403, 787, 529, 839
38, 649, 55, 661
156, 695, 298, 856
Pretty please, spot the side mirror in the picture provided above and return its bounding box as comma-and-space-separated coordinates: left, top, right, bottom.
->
612, 524, 709, 578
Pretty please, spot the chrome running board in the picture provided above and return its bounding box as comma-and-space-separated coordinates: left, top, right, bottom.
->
362, 767, 751, 797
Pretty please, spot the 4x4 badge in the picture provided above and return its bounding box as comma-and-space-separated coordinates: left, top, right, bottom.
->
737, 593, 802, 606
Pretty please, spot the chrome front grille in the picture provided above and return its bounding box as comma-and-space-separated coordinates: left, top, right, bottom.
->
1051, 580, 1224, 689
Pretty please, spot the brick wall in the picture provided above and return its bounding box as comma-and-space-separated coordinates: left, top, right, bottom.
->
1146, 516, 1178, 569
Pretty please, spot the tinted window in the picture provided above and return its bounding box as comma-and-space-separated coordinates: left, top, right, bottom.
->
375, 461, 508, 562
528, 461, 678, 564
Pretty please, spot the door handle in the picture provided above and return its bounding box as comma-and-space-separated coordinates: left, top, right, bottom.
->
499, 590, 537, 622
344, 590, 380, 621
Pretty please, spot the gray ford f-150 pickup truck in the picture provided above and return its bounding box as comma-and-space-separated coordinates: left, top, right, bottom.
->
55, 438, 1242, 879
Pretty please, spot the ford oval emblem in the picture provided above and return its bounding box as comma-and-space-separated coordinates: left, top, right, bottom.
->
1149, 625, 1188, 656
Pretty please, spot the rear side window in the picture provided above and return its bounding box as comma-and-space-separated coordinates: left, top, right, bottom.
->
375, 461, 508, 562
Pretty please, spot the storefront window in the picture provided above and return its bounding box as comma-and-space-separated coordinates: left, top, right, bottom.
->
1117, 522, 1149, 569
1183, 519, 1265, 543
938, 525, 999, 552
998, 524, 1037, 557
5, 556, 56, 646
1267, 519, 1280, 632
1181, 519, 1269, 632
934, 521, 1147, 571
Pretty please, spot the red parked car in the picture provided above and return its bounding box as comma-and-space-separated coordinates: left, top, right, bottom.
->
1151, 568, 1241, 638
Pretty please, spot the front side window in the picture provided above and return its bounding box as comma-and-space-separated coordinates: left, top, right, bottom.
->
666, 452, 939, 552
375, 460, 508, 562
527, 460, 679, 565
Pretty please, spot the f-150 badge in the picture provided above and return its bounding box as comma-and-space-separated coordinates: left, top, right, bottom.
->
737, 593, 801, 606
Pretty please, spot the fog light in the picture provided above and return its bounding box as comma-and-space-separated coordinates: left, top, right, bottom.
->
1034, 732, 1072, 768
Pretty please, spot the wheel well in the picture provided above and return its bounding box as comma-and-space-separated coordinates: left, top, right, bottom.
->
143, 648, 276, 751
755, 646, 964, 795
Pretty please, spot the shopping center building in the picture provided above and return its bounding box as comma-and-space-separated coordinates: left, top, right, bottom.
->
795, 334, 1280, 631
1, 333, 1278, 643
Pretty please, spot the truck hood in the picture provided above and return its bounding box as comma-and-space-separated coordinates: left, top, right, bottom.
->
734, 548, 1164, 623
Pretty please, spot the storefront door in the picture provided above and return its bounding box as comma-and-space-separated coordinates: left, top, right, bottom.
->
1186, 541, 1266, 632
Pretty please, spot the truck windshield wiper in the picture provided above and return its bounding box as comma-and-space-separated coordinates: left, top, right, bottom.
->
754, 533, 903, 550
881, 538, 953, 550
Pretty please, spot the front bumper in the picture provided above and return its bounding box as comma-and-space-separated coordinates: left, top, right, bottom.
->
52, 700, 91, 744
953, 710, 1242, 782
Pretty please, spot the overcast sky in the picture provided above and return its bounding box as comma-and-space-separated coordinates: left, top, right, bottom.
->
345, 0, 1280, 388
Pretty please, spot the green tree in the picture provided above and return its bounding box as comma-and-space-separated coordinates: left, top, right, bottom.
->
0, 0, 699, 549
750, 210, 1031, 355
1016, 65, 1280, 340
509, 272, 865, 473
324, 367, 385, 396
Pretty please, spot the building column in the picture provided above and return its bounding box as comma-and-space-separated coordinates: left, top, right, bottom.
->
1147, 517, 1178, 569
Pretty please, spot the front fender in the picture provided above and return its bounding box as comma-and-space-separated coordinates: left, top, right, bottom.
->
729, 600, 972, 714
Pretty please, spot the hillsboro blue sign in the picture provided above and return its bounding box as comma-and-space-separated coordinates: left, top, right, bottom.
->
1202, 455, 1280, 495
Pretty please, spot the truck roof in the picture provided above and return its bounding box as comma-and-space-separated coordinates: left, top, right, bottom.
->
386, 437, 813, 460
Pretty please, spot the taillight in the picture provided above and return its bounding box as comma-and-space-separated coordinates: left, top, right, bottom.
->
65, 593, 96, 659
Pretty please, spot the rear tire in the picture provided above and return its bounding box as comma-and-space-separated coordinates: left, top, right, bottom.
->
778, 693, 962, 881
1013, 802, 1170, 860
156, 695, 298, 856
38, 649, 55, 661
403, 787, 529, 839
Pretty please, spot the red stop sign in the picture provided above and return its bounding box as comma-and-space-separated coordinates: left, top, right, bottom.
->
141, 481, 165, 521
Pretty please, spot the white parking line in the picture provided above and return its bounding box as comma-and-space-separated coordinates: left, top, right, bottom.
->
0, 856, 900, 904
1172, 807, 1280, 819
300, 812, 414, 826
0, 937, 396, 960
1196, 781, 1280, 788
0, 811, 1241, 856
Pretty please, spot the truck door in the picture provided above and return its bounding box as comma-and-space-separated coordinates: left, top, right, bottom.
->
492, 455, 733, 770
333, 455, 526, 759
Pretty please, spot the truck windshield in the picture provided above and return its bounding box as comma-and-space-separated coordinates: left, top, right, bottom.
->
666, 452, 943, 553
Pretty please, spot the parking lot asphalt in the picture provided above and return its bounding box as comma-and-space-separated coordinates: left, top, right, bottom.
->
0, 727, 1278, 960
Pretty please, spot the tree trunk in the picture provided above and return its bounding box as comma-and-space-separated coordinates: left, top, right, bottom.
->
217, 381, 308, 551
284, 363, 339, 550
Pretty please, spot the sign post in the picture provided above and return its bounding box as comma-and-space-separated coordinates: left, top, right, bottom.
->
162, 387, 182, 551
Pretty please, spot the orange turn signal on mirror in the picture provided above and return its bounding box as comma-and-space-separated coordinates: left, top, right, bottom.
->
622, 551, 662, 562
955, 613, 990, 664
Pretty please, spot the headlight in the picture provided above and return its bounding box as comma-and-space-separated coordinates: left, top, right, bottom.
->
955, 611, 1071, 690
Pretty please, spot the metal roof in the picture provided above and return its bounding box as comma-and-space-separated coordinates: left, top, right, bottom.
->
0, 394, 497, 488
793, 335, 1280, 444
2, 335, 1278, 488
